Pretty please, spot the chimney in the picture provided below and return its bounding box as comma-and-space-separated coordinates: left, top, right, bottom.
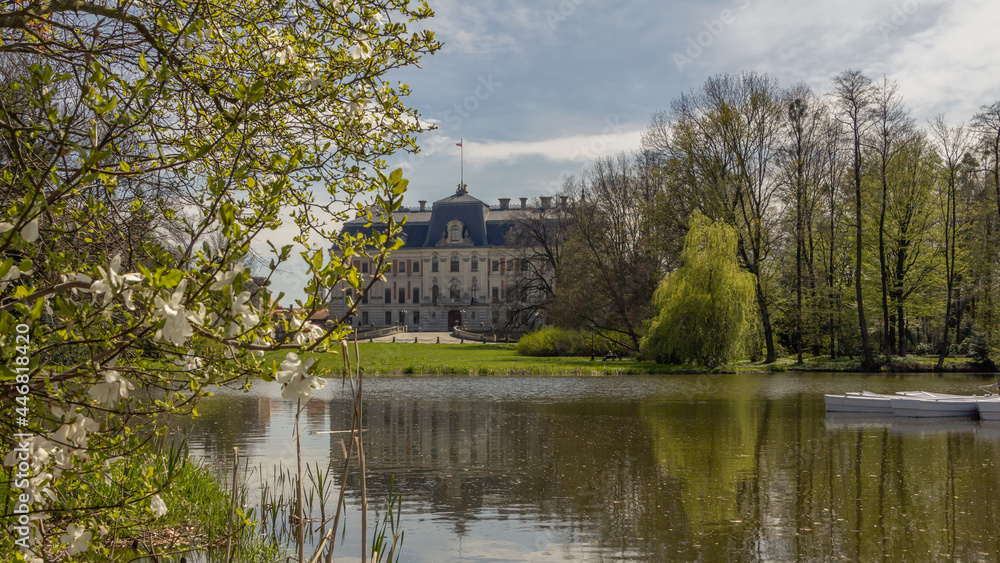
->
540, 196, 553, 209
498, 198, 510, 210
560, 195, 568, 207
520, 197, 527, 209
419, 200, 426, 211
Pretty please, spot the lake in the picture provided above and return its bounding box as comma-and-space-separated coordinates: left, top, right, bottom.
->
173, 372, 1000, 562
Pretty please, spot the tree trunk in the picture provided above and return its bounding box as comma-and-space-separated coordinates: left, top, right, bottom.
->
756, 276, 777, 363
879, 175, 891, 353
854, 134, 874, 370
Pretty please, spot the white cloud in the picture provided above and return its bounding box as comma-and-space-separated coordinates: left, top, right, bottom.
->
456, 128, 645, 165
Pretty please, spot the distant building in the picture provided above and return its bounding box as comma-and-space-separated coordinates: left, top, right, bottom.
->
329, 186, 557, 332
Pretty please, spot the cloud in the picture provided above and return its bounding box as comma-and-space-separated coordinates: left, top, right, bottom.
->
455, 128, 645, 165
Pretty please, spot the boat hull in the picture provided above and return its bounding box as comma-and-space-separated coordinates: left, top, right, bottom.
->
890, 396, 980, 418
977, 398, 1000, 421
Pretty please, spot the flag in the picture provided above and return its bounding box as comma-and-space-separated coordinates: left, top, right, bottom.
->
456, 141, 462, 147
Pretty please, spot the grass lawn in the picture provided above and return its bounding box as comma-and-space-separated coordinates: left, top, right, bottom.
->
263, 343, 986, 376
264, 343, 703, 376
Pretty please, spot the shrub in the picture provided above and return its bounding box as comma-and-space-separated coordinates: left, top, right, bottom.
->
516, 327, 628, 357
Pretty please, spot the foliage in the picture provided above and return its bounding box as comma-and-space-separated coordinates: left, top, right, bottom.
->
0, 0, 438, 559
516, 326, 628, 357
640, 211, 756, 367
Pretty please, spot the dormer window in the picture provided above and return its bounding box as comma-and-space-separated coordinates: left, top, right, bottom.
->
451, 225, 460, 242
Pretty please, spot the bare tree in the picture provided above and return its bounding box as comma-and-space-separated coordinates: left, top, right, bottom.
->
559, 153, 663, 350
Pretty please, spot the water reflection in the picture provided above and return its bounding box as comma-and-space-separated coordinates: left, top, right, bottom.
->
173, 374, 1000, 561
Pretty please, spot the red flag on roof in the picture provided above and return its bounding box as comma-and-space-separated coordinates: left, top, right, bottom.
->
456, 141, 462, 147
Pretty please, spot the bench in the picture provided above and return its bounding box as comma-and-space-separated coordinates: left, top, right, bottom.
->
602, 353, 622, 361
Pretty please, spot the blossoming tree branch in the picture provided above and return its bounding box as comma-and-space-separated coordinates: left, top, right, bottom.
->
0, 0, 438, 559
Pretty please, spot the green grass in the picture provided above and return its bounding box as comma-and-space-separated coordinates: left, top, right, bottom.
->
266, 343, 707, 376
264, 343, 986, 377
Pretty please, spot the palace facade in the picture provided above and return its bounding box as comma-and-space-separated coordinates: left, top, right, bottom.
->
330, 186, 558, 332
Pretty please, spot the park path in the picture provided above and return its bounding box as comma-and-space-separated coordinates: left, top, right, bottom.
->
362, 331, 466, 344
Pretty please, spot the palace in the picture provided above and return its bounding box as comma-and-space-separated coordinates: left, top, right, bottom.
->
330, 185, 560, 332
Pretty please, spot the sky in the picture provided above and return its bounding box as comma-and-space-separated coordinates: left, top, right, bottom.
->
269, 0, 1000, 304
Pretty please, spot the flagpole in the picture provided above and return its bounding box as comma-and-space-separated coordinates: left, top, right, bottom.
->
460, 137, 464, 190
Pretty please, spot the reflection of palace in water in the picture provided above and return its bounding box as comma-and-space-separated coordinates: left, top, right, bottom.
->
179, 382, 1000, 562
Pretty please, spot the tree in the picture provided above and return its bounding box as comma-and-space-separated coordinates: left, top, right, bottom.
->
867, 76, 914, 353
503, 191, 572, 329
557, 153, 664, 350
930, 115, 971, 370
832, 69, 876, 370
779, 84, 827, 363
640, 211, 756, 367
0, 0, 438, 559
648, 72, 785, 363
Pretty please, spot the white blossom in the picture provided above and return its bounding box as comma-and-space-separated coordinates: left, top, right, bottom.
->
91, 255, 143, 308
0, 221, 12, 233
232, 291, 260, 326
87, 370, 134, 407
350, 41, 371, 60
275, 352, 325, 400
154, 279, 204, 346
20, 219, 39, 242
150, 494, 168, 518
60, 524, 92, 556
175, 349, 203, 371
210, 264, 243, 291
290, 317, 325, 346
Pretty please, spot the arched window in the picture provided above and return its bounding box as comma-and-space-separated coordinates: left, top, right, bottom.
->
432, 284, 439, 304
471, 280, 479, 303
431, 256, 439, 272
450, 281, 461, 299
471, 256, 478, 271
450, 256, 460, 272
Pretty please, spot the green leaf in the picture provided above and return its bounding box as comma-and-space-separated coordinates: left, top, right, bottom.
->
161, 269, 183, 288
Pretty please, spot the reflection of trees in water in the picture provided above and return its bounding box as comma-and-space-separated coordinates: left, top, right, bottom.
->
170, 394, 275, 463
330, 398, 691, 561
177, 385, 1000, 561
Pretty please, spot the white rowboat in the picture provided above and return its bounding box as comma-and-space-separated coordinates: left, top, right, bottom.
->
824, 391, 965, 414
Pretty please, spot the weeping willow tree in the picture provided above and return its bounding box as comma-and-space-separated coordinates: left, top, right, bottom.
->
640, 211, 757, 366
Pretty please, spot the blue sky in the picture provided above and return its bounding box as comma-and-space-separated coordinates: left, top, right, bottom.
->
269, 0, 1000, 305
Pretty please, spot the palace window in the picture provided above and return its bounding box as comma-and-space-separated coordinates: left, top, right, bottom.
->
450, 282, 461, 300
399, 288, 406, 304
413, 261, 420, 273
414, 311, 420, 324
432, 256, 439, 272
492, 287, 499, 302
471, 256, 478, 271
412, 288, 420, 303
451, 256, 460, 272
492, 260, 500, 273
451, 225, 461, 242
384, 311, 392, 325
471, 281, 479, 303
432, 285, 439, 304
361, 311, 368, 325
